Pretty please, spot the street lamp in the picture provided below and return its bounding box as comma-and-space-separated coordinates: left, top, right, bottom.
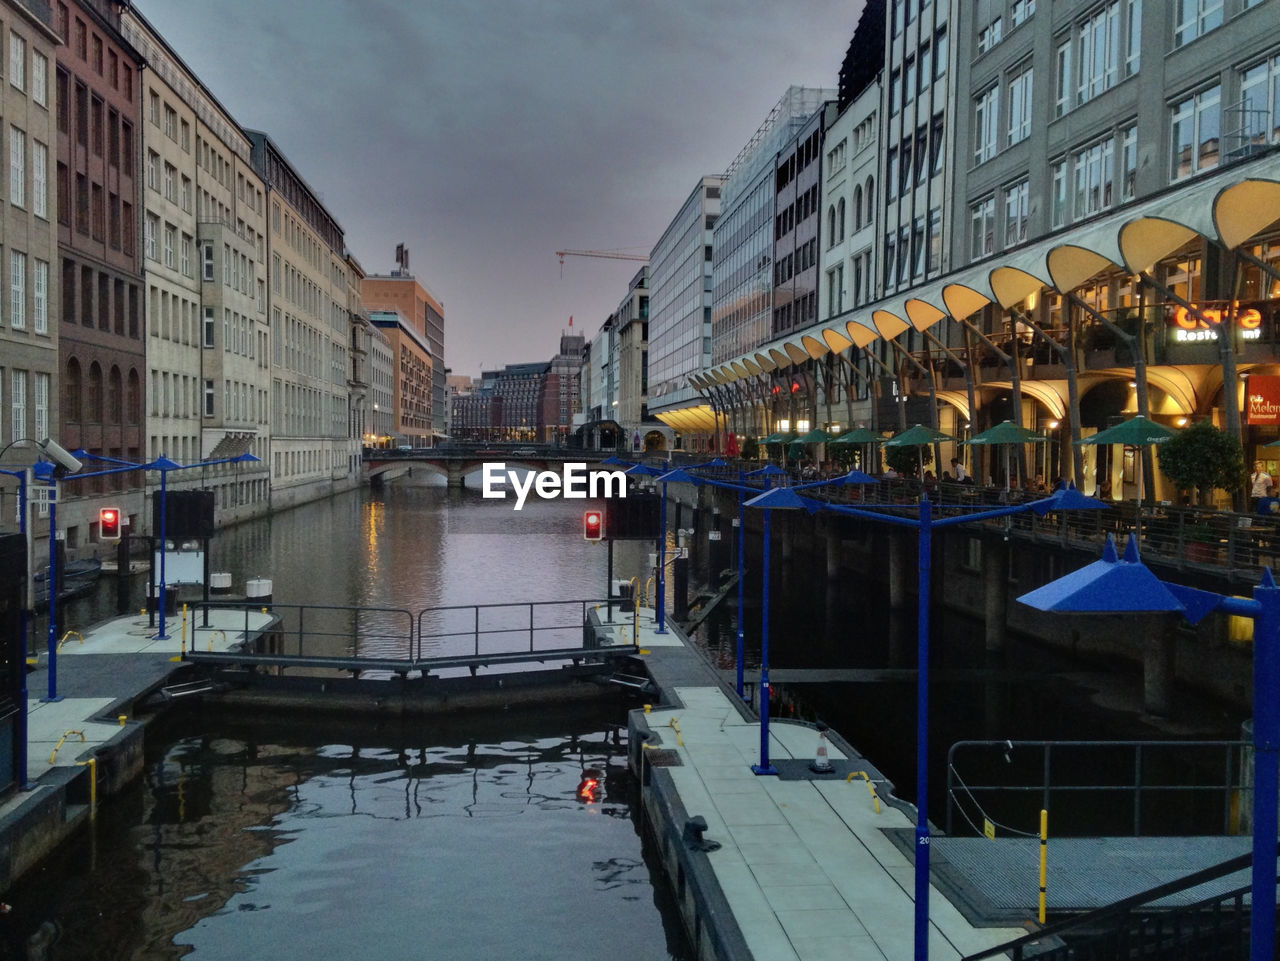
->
1018, 534, 1278, 961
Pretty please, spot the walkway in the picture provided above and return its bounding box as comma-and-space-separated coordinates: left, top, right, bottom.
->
619, 610, 1028, 961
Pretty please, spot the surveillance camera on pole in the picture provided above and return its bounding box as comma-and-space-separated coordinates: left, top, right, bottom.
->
37, 438, 81, 474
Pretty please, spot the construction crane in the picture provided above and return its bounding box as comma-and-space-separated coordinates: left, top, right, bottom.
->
555, 249, 648, 278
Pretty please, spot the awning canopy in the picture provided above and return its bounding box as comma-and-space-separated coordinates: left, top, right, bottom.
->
692, 157, 1280, 391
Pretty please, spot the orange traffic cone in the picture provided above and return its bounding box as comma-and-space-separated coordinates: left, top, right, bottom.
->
810, 721, 834, 774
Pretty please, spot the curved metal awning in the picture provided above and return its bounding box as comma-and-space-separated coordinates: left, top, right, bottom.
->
979, 379, 1069, 420
654, 404, 719, 434
935, 389, 972, 423
1216, 178, 1280, 248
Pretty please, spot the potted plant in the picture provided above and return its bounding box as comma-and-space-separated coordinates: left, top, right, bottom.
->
1158, 419, 1247, 507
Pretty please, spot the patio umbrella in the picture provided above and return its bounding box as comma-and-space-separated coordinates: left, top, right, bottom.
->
962, 420, 1049, 491
1075, 415, 1177, 540
798, 428, 837, 444
884, 424, 956, 480
725, 432, 740, 458
831, 426, 885, 474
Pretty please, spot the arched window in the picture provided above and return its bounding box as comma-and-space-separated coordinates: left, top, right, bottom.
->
108, 366, 123, 424
65, 358, 81, 422
837, 199, 846, 241
88, 362, 103, 424
853, 186, 863, 230
827, 205, 836, 243
127, 369, 140, 424
865, 177, 875, 224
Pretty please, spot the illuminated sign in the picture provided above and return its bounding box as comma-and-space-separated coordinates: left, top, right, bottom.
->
1169, 304, 1262, 343
1248, 374, 1280, 426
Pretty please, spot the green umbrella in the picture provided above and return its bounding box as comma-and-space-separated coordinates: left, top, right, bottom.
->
884, 424, 956, 480
963, 420, 1049, 446
1075, 416, 1177, 531
963, 420, 1050, 490
1074, 416, 1175, 448
787, 440, 805, 460
830, 427, 885, 445
883, 424, 956, 447
798, 428, 837, 443
761, 432, 791, 445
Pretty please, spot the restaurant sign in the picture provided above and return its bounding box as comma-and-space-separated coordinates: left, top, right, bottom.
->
1248, 374, 1280, 426
1167, 303, 1263, 344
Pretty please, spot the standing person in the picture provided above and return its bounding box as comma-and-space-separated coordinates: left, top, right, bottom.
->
1251, 460, 1273, 509
950, 457, 970, 483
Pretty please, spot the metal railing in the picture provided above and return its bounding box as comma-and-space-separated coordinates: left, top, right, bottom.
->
962, 844, 1277, 961
415, 599, 604, 662
946, 740, 1247, 840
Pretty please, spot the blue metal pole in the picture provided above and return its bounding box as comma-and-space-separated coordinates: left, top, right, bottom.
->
16, 470, 29, 785
156, 467, 169, 640
1250, 575, 1280, 961
44, 480, 59, 702
736, 470, 746, 700
914, 496, 932, 961
656, 479, 667, 634
752, 509, 776, 775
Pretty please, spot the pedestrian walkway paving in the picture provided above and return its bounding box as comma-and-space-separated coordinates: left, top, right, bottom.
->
10, 607, 274, 789
611, 606, 1028, 961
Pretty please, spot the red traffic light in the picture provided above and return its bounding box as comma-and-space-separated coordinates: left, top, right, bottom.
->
99, 507, 121, 540
583, 510, 603, 541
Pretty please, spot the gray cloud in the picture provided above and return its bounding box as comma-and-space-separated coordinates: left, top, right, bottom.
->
140, 0, 862, 373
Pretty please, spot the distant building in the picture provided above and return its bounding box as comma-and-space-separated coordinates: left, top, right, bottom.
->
363, 251, 446, 443
648, 176, 722, 449
248, 130, 357, 508
540, 333, 585, 444
368, 309, 432, 447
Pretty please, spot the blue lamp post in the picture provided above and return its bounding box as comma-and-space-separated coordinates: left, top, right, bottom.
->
30, 460, 61, 703
0, 465, 33, 786
1019, 534, 1278, 961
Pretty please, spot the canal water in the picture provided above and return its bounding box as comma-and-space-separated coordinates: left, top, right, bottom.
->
23, 479, 1250, 957
22, 485, 688, 961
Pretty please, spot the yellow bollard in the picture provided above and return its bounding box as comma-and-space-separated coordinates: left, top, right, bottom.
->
667, 718, 682, 746
75, 757, 97, 821
117, 715, 127, 727
48, 729, 85, 765
56, 631, 83, 654
845, 771, 881, 814
643, 704, 651, 714
1038, 809, 1048, 923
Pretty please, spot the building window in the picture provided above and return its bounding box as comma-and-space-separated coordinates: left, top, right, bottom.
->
1011, 0, 1036, 28
1120, 123, 1138, 200
8, 127, 23, 207
1124, 0, 1141, 77
1054, 36, 1072, 118
11, 369, 25, 442
1004, 179, 1029, 247
1051, 159, 1067, 228
144, 213, 157, 260
9, 250, 24, 331
974, 86, 1000, 165
1239, 54, 1280, 151
163, 104, 176, 140
204, 379, 214, 417
163, 162, 176, 203
9, 33, 24, 91
32, 140, 46, 218
978, 17, 1003, 54
181, 234, 192, 276
1078, 2, 1120, 106
202, 243, 214, 282
146, 150, 158, 191
970, 196, 995, 258
1007, 64, 1033, 146
1074, 135, 1115, 217
34, 372, 47, 439
31, 51, 45, 106
33, 258, 46, 334
203, 307, 214, 348
1174, 0, 1222, 48
1171, 85, 1221, 179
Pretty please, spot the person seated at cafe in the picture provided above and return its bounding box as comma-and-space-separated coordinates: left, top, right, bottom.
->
923, 470, 937, 489
942, 471, 953, 483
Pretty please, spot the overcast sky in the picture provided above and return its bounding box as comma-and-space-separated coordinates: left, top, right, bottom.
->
139, 1, 864, 377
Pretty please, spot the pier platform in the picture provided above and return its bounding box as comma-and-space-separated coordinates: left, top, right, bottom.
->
615, 607, 1262, 961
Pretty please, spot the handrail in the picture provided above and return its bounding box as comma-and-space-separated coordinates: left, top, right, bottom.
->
945, 739, 1246, 838
961, 843, 1276, 961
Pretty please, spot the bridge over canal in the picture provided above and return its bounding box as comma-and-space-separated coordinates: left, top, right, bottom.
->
363, 444, 613, 488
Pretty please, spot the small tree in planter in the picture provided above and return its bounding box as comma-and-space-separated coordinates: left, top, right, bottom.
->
1157, 419, 1247, 507
884, 444, 932, 477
